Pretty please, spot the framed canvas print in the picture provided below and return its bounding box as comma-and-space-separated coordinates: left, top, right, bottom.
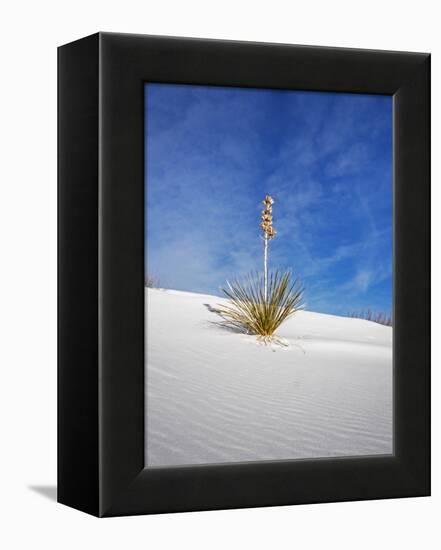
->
58, 33, 430, 517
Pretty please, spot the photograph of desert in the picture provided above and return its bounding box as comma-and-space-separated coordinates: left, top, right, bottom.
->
144, 83, 393, 467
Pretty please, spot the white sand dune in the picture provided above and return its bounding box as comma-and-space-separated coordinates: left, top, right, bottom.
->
145, 288, 393, 467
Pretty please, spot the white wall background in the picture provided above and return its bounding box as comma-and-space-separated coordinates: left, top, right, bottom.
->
0, 1, 439, 548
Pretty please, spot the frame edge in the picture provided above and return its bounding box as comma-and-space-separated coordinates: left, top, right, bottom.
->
57, 33, 101, 517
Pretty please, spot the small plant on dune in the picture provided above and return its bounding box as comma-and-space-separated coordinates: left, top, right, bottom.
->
145, 275, 159, 288
348, 309, 392, 327
218, 195, 303, 343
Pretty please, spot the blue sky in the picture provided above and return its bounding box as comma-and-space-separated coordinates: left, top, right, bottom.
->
145, 84, 392, 316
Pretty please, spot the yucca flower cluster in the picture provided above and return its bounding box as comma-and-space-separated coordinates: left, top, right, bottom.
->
261, 195, 276, 240
261, 194, 276, 303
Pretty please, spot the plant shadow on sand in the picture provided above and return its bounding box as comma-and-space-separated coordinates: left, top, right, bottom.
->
203, 303, 249, 334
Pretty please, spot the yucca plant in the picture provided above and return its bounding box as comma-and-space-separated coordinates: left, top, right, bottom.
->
218, 195, 304, 343
218, 271, 303, 342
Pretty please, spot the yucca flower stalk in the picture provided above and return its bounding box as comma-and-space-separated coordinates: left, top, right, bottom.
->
261, 194, 276, 303
216, 194, 304, 343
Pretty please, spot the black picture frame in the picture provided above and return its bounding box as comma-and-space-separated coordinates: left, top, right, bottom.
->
58, 32, 430, 517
